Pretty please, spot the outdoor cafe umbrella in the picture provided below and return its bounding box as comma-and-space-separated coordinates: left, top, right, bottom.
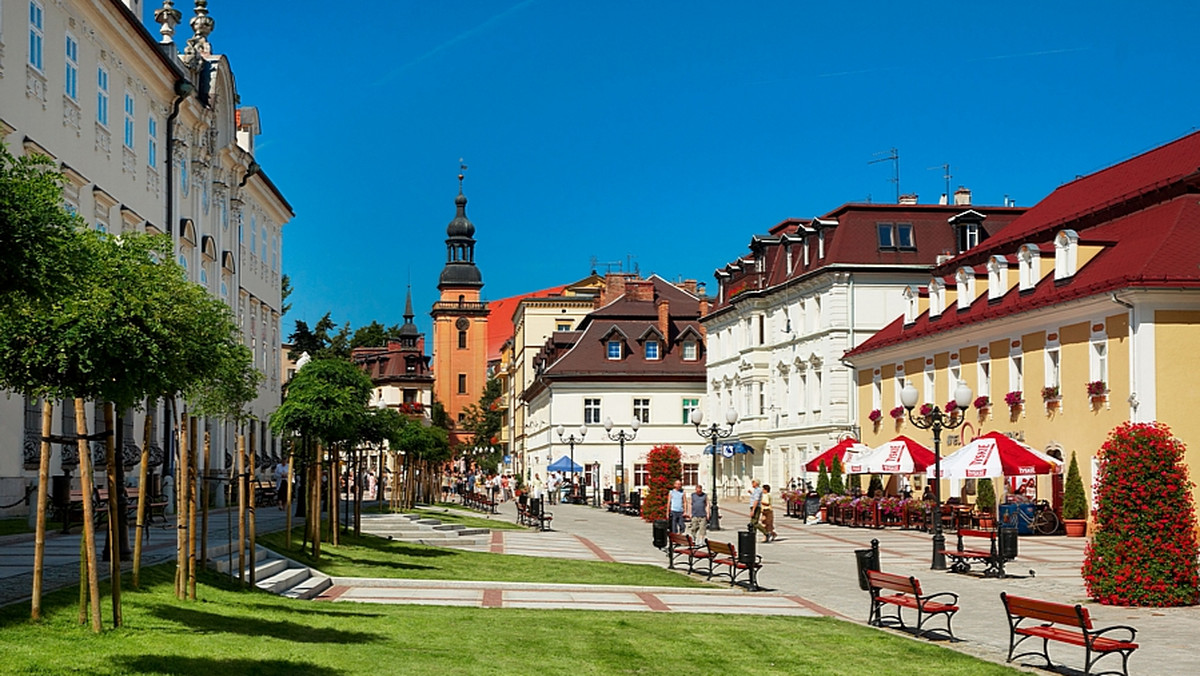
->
847, 435, 937, 475
928, 432, 1062, 480
546, 456, 583, 473
804, 437, 871, 473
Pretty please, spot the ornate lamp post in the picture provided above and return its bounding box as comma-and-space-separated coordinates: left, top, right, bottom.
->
556, 424, 587, 499
690, 407, 738, 531
603, 416, 639, 502
902, 380, 973, 570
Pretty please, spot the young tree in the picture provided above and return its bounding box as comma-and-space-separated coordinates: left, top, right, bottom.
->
815, 462, 830, 497
1083, 422, 1200, 606
1062, 451, 1087, 521
642, 444, 683, 522
829, 456, 845, 495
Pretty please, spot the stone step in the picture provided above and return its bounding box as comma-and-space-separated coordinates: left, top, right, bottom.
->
257, 566, 312, 595
283, 573, 332, 600
254, 557, 288, 580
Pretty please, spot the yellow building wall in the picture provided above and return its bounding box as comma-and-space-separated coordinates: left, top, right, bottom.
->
1156, 311, 1200, 514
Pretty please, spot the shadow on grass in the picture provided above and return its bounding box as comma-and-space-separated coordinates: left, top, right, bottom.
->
114, 656, 346, 676
332, 555, 437, 572
241, 602, 386, 618
149, 604, 382, 644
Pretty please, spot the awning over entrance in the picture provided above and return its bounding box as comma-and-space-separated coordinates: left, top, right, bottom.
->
703, 441, 755, 457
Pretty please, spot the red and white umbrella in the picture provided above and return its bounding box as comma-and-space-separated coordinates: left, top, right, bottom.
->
929, 431, 1062, 480
804, 437, 870, 473
848, 435, 937, 474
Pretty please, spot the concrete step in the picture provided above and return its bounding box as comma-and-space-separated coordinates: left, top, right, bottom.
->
257, 566, 312, 595
283, 573, 332, 600
254, 557, 288, 580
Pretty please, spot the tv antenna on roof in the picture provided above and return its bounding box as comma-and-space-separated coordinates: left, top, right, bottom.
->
869, 147, 900, 202
928, 163, 951, 203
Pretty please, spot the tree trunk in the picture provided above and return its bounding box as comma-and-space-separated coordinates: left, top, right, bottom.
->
31, 400, 53, 620
112, 410, 131, 562
312, 442, 322, 560
103, 403, 123, 627
354, 448, 362, 536
132, 401, 152, 588
249, 423, 257, 586
237, 429, 245, 586
285, 442, 294, 549
78, 535, 87, 625
329, 445, 339, 545
187, 416, 198, 600
74, 398, 102, 632
200, 428, 209, 568
175, 410, 187, 599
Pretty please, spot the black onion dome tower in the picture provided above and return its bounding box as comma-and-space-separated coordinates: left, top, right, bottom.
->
398, 285, 419, 349
438, 173, 484, 290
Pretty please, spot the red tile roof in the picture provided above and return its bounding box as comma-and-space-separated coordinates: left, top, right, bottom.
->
486, 285, 567, 362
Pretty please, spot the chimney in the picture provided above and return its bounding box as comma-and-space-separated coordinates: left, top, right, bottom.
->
601, 273, 627, 306
656, 298, 670, 341
627, 280, 654, 302
679, 279, 697, 295
938, 194, 948, 205
954, 186, 972, 206
899, 193, 918, 205
698, 298, 710, 338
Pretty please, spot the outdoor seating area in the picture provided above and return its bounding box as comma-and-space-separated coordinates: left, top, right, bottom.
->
516, 496, 553, 530
462, 491, 498, 514
602, 489, 642, 517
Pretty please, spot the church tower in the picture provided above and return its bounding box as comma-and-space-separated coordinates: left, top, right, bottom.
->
431, 172, 489, 449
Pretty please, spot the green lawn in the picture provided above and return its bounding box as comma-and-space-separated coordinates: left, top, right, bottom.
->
0, 518, 31, 536
408, 506, 527, 530
258, 529, 704, 588
0, 564, 1022, 675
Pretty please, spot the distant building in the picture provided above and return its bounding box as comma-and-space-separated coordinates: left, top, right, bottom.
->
0, 0, 291, 514
430, 175, 489, 449
523, 275, 709, 494
702, 194, 1024, 492
351, 289, 434, 420
847, 131, 1200, 514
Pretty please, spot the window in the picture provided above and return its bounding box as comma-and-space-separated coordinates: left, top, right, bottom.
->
96, 67, 110, 126
1045, 344, 1061, 391
457, 373, 467, 394
260, 224, 268, 259
1009, 351, 1023, 393
978, 357, 991, 403
28, 1, 44, 71
682, 398, 699, 424
147, 117, 158, 168
584, 398, 601, 425
64, 34, 78, 99
1091, 340, 1108, 384
1055, 229, 1079, 280
606, 340, 622, 360
877, 223, 894, 248
633, 398, 650, 424
682, 340, 698, 361
250, 216, 257, 251
123, 92, 135, 149
896, 223, 915, 249
757, 315, 765, 345
458, 329, 467, 349
924, 368, 935, 406
556, 322, 571, 332
958, 222, 981, 253
682, 463, 699, 487
633, 464, 649, 488
644, 340, 659, 360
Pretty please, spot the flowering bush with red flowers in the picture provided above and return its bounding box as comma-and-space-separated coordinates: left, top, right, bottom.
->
640, 444, 682, 522
1082, 422, 1200, 606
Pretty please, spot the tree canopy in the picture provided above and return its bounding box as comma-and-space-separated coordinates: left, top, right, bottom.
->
269, 358, 373, 445
0, 144, 84, 300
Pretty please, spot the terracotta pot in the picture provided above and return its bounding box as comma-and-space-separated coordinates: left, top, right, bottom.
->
1064, 518, 1087, 537
819, 506, 828, 522
978, 515, 995, 530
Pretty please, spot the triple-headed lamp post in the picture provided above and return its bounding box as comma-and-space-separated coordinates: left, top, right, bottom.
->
556, 424, 587, 490
690, 407, 739, 531
901, 380, 973, 570
603, 417, 639, 500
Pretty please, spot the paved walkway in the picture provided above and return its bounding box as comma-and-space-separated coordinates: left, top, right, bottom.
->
344, 500, 1195, 673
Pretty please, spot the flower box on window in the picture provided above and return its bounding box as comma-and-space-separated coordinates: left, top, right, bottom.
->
973, 395, 991, 410
1004, 391, 1024, 407
889, 406, 905, 420
918, 403, 934, 417
1041, 385, 1061, 402
868, 409, 882, 423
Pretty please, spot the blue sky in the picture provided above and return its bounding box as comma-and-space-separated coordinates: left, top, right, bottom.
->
155, 1, 1200, 339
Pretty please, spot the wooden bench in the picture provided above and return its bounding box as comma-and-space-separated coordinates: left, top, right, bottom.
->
939, 528, 1010, 577
1001, 592, 1138, 676
253, 479, 277, 506
705, 539, 762, 590
865, 569, 958, 640
517, 500, 552, 531
666, 532, 713, 575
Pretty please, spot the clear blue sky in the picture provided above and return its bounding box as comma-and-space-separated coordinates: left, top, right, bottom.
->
154, 1, 1200, 339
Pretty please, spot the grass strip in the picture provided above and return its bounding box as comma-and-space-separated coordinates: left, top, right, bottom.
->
0, 563, 1022, 676
259, 529, 705, 587
407, 506, 527, 530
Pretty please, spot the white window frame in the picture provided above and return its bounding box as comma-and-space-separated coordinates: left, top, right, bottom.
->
644, 339, 659, 360
28, 0, 44, 72
1055, 229, 1080, 280
924, 367, 935, 406
64, 33, 78, 100
929, 278, 945, 317
606, 340, 621, 360
872, 374, 882, 411
97, 66, 110, 126
583, 398, 601, 425
682, 340, 697, 361
977, 355, 991, 404
948, 365, 962, 403
123, 91, 135, 149
633, 398, 650, 424
1045, 342, 1061, 392
682, 398, 699, 424
1090, 329, 1108, 385
1018, 243, 1039, 291
987, 256, 1006, 300
1009, 348, 1024, 395
147, 116, 158, 168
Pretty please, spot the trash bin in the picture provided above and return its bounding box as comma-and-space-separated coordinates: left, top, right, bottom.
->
652, 519, 669, 549
999, 526, 1019, 560
854, 539, 881, 591
51, 475, 71, 514
738, 529, 758, 565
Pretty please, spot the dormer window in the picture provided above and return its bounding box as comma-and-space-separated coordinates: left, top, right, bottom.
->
645, 340, 660, 360
877, 223, 915, 250
903, 285, 919, 325
1018, 243, 1039, 291
929, 278, 945, 318
955, 267, 975, 309
1054, 229, 1079, 280
607, 340, 622, 360
682, 340, 698, 361
987, 255, 1007, 300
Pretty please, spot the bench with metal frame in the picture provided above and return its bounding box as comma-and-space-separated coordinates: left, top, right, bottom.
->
705, 539, 761, 590
1000, 592, 1138, 676
666, 532, 712, 575
865, 569, 959, 640
939, 527, 1012, 577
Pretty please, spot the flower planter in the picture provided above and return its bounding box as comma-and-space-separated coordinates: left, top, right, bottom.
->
818, 505, 827, 522
1064, 518, 1087, 537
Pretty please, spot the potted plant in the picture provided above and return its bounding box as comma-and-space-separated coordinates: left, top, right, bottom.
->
1005, 390, 1024, 416
1063, 451, 1088, 537
1041, 385, 1061, 409
889, 405, 905, 420
975, 477, 996, 529
868, 408, 882, 431
1087, 380, 1107, 407
816, 462, 830, 520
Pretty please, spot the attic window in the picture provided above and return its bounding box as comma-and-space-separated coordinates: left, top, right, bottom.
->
645, 340, 660, 360
877, 223, 894, 248
606, 340, 622, 360
1018, 243, 1039, 291
987, 256, 1006, 300
877, 223, 915, 250
958, 222, 981, 253
682, 340, 698, 361
928, 278, 945, 318
903, 285, 919, 325
1054, 229, 1079, 280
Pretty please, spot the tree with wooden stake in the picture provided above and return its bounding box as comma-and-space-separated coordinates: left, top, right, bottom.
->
349, 407, 404, 535
269, 358, 372, 559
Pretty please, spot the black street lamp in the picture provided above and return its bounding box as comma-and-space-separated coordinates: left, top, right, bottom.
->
902, 380, 973, 570
690, 407, 738, 531
556, 424, 586, 498
603, 416, 639, 502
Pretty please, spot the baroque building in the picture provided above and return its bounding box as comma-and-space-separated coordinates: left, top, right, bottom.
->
351, 288, 434, 418
846, 131, 1200, 515
701, 194, 1024, 493
0, 0, 291, 514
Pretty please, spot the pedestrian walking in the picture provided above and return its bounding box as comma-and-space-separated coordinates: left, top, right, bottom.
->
688, 484, 709, 543
756, 484, 778, 542
668, 480, 686, 533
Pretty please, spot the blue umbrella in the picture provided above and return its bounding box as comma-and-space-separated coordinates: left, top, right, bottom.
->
547, 455, 583, 473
